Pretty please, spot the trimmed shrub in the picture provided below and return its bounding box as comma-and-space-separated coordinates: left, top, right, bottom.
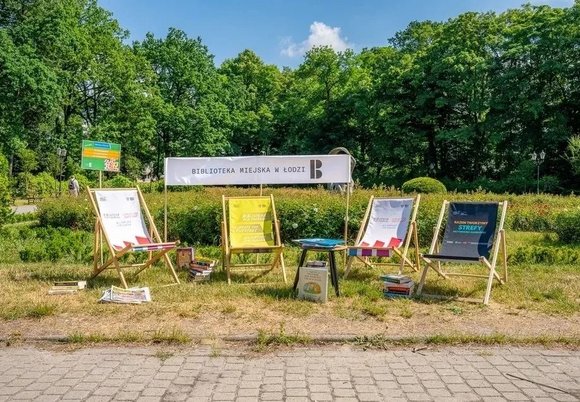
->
402, 177, 447, 194
554, 210, 580, 244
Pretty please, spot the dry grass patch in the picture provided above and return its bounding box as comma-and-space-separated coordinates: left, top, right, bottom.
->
0, 236, 578, 341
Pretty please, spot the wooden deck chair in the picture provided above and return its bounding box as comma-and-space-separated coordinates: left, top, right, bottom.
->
344, 195, 421, 278
87, 187, 180, 288
416, 201, 508, 305
221, 195, 286, 284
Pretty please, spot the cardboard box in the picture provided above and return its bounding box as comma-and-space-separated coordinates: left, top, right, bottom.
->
176, 247, 195, 269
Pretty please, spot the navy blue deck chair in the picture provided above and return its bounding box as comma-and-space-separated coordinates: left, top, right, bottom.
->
416, 201, 508, 305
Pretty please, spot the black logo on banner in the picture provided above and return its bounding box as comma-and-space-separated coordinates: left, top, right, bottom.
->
310, 160, 322, 179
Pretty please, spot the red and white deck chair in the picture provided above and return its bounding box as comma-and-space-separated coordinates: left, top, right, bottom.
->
88, 187, 180, 288
344, 195, 420, 278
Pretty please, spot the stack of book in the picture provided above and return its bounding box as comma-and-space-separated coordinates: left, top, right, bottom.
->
381, 274, 414, 298
48, 280, 87, 295
188, 257, 217, 281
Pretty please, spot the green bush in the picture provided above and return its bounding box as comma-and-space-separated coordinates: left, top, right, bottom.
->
18, 227, 93, 263
13, 172, 58, 198
554, 210, 580, 244
509, 245, 580, 265
402, 177, 447, 194
37, 197, 93, 231
103, 174, 135, 188
32, 187, 580, 247
6, 211, 37, 224
0, 154, 9, 176
0, 175, 13, 227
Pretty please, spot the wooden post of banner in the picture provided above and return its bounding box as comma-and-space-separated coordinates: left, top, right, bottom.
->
164, 182, 168, 242
99, 171, 103, 265
257, 184, 263, 264
343, 182, 351, 265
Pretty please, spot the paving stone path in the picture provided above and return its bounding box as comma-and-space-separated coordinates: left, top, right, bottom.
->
0, 344, 578, 401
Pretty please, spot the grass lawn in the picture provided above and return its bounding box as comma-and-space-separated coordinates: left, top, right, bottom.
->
0, 231, 578, 345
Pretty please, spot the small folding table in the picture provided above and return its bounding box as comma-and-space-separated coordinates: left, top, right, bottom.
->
292, 238, 346, 297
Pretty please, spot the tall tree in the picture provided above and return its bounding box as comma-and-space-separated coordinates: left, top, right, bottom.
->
135, 28, 231, 176
219, 50, 283, 155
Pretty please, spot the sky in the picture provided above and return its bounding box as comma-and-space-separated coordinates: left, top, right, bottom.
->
98, 0, 574, 68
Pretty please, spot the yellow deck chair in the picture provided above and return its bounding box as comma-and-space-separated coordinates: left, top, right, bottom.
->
344, 195, 420, 278
87, 187, 180, 288
416, 200, 508, 305
221, 195, 286, 284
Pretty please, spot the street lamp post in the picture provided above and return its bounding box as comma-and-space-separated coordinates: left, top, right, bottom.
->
56, 147, 67, 196
531, 150, 545, 194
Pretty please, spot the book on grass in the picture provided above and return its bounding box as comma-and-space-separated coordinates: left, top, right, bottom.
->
99, 286, 151, 304
383, 281, 414, 290
193, 257, 217, 266
384, 292, 413, 299
189, 273, 210, 282
48, 280, 87, 295
380, 274, 413, 284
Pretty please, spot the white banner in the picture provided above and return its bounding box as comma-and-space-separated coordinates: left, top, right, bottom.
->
164, 155, 351, 186
95, 190, 151, 250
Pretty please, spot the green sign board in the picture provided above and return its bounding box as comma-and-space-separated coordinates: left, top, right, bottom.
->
81, 140, 121, 172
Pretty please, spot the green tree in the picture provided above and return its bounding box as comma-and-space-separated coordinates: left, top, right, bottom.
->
135, 28, 231, 176
219, 50, 283, 155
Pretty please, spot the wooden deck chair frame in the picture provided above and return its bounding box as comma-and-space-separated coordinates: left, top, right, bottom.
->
88, 186, 180, 288
221, 195, 287, 284
344, 195, 421, 278
416, 200, 508, 305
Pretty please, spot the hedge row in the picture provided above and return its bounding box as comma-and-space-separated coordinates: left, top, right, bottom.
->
3, 224, 579, 266
36, 187, 580, 246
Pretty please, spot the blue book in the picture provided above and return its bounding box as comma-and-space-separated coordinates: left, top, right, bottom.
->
293, 238, 345, 249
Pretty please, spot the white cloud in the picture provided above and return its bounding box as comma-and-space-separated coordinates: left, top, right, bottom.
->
281, 21, 352, 58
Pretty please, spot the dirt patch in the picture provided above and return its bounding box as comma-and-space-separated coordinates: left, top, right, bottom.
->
1, 301, 578, 341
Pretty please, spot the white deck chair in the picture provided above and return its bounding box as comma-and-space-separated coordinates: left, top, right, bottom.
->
344, 195, 420, 278
88, 187, 180, 288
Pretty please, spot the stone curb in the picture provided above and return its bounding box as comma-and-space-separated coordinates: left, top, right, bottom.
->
0, 334, 420, 345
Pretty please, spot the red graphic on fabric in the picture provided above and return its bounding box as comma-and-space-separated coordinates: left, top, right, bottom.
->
360, 242, 369, 247
373, 240, 385, 248
387, 238, 402, 248
135, 236, 152, 244
123, 241, 134, 248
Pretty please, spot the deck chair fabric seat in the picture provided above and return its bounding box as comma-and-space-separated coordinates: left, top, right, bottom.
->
221, 195, 287, 284
422, 254, 481, 262
417, 200, 508, 305
344, 195, 420, 278
88, 187, 180, 288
